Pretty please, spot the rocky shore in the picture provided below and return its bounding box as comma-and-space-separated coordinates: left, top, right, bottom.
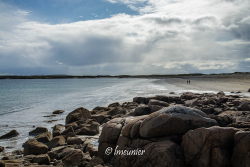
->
0, 91, 250, 167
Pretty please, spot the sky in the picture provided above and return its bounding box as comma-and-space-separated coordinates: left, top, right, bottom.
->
0, 0, 249, 75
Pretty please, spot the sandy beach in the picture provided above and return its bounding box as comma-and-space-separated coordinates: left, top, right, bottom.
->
161, 74, 250, 92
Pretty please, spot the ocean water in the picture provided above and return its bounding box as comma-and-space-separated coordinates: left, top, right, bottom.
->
0, 78, 182, 151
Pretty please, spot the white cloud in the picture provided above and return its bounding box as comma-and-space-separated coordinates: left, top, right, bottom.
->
0, 0, 249, 75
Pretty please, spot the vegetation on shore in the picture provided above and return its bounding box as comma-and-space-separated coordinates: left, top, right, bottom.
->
0, 72, 249, 79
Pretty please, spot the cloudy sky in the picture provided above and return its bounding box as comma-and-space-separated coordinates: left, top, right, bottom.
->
0, 0, 249, 75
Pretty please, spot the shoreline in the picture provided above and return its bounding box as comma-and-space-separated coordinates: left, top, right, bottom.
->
0, 91, 250, 167
0, 72, 249, 79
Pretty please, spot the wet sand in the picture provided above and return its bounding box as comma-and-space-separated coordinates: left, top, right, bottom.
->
162, 75, 250, 92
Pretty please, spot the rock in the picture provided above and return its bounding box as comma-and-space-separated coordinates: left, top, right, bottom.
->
180, 92, 199, 100
0, 161, 4, 167
12, 149, 23, 155
238, 101, 250, 111
52, 124, 65, 137
219, 110, 250, 129
25, 154, 50, 165
232, 131, 250, 167
131, 105, 151, 116
65, 107, 91, 125
65, 122, 78, 130
148, 99, 169, 107
23, 139, 48, 155
152, 95, 170, 102
0, 130, 19, 139
91, 114, 110, 124
48, 146, 70, 160
84, 138, 99, 157
0, 146, 4, 152
148, 104, 164, 113
35, 132, 52, 144
0, 160, 22, 167
182, 126, 239, 167
217, 91, 225, 96
47, 136, 66, 149
99, 118, 124, 144
209, 114, 233, 127
108, 102, 120, 108
133, 97, 150, 104
52, 110, 64, 114
107, 107, 127, 116
139, 105, 217, 138
62, 149, 84, 167
88, 156, 104, 166
29, 127, 48, 136
92, 106, 109, 114
61, 126, 76, 138
121, 102, 139, 110
114, 140, 184, 167
121, 116, 148, 138
67, 137, 83, 145
76, 120, 100, 136
98, 118, 125, 160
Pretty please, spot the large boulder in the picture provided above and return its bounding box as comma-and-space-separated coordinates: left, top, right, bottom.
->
108, 102, 120, 108
35, 132, 52, 144
238, 101, 250, 111
25, 154, 50, 165
99, 118, 125, 144
232, 131, 250, 167
47, 136, 66, 149
23, 139, 48, 155
29, 127, 48, 136
130, 105, 151, 116
61, 149, 84, 167
48, 146, 71, 160
139, 105, 217, 138
91, 114, 110, 124
65, 107, 91, 124
61, 126, 76, 138
0, 130, 19, 139
133, 97, 150, 104
52, 124, 65, 137
98, 118, 125, 160
182, 126, 239, 167
67, 137, 83, 145
107, 107, 127, 116
180, 92, 199, 100
76, 120, 100, 135
114, 140, 184, 167
121, 116, 148, 139
148, 99, 169, 107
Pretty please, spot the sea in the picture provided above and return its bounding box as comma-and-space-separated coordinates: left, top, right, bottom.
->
0, 78, 244, 152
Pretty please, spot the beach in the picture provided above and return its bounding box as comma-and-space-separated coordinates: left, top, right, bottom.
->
157, 73, 250, 93
0, 74, 249, 167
